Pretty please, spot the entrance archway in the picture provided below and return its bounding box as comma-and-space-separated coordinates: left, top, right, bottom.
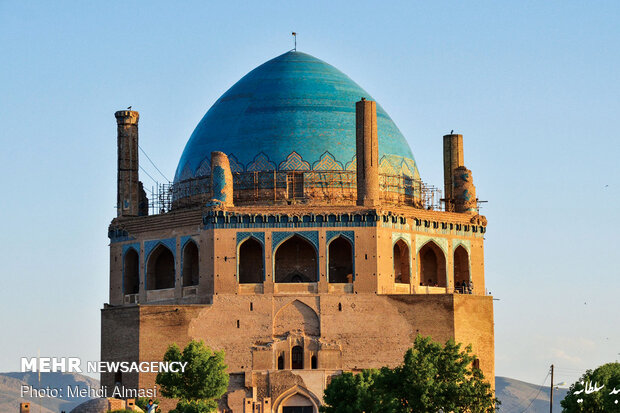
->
274, 235, 317, 283
238, 237, 264, 283
418, 241, 446, 287
146, 244, 175, 290
328, 236, 353, 283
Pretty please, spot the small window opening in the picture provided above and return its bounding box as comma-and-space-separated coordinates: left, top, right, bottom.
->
338, 303, 342, 311
277, 354, 284, 370
236, 320, 240, 328
291, 346, 304, 369
250, 302, 253, 311
311, 355, 318, 369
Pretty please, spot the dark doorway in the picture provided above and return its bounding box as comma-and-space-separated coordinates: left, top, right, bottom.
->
328, 237, 353, 283
419, 242, 446, 287
123, 249, 139, 294
274, 236, 317, 283
182, 241, 199, 286
454, 245, 470, 292
238, 238, 264, 283
146, 245, 175, 290
393, 240, 410, 283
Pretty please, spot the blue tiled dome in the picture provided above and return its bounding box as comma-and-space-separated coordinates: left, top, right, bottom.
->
174, 51, 418, 182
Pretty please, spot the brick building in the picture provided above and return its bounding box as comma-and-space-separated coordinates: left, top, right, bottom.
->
102, 50, 494, 412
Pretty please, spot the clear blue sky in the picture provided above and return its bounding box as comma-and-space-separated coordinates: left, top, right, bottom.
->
1, 1, 618, 387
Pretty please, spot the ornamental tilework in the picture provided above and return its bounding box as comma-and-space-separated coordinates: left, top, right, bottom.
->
144, 238, 177, 265
415, 235, 448, 255
179, 164, 193, 181
195, 157, 211, 177
272, 231, 319, 252
312, 151, 344, 171
278, 151, 311, 171
247, 152, 276, 172
122, 243, 140, 256
345, 155, 357, 171
237, 231, 265, 246
180, 235, 196, 250
326, 230, 354, 244
228, 154, 244, 173
379, 156, 397, 175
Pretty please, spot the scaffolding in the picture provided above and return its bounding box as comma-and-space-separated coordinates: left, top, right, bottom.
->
148, 171, 443, 215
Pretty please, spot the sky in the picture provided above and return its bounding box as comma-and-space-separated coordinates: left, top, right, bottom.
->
1, 1, 619, 389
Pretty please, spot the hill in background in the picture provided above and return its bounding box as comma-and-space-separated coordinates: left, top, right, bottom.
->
0, 372, 99, 413
496, 376, 569, 412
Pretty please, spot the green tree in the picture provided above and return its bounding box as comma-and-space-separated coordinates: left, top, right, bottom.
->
321, 369, 379, 413
561, 362, 620, 412
321, 335, 498, 413
156, 340, 229, 413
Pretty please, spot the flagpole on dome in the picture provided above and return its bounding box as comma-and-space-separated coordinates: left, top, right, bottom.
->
292, 32, 297, 51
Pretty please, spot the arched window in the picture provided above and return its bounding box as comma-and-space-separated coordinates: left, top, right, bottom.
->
454, 245, 470, 293
393, 240, 410, 284
182, 241, 199, 287
277, 353, 285, 370
146, 245, 175, 290
291, 346, 304, 369
328, 237, 353, 283
311, 355, 318, 370
123, 249, 139, 295
238, 238, 264, 284
418, 242, 447, 287
274, 235, 317, 283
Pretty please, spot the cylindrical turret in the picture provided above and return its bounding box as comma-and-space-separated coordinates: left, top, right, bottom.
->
356, 98, 379, 207
211, 151, 234, 207
443, 133, 464, 210
115, 110, 141, 217
453, 166, 477, 213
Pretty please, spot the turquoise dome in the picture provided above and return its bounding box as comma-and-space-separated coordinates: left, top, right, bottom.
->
174, 51, 418, 182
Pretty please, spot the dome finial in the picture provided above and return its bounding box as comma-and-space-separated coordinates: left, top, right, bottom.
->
291, 32, 297, 51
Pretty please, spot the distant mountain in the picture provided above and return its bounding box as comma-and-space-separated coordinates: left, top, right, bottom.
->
496, 376, 568, 412
0, 372, 99, 413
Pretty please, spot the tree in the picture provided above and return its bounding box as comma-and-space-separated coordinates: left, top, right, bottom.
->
561, 362, 620, 412
321, 335, 498, 413
156, 340, 229, 413
321, 369, 379, 413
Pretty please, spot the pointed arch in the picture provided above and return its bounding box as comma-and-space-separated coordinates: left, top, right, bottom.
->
273, 385, 320, 413
146, 244, 175, 290
418, 240, 447, 287
328, 236, 353, 283
274, 235, 317, 283
273, 300, 319, 337
393, 239, 411, 284
123, 247, 139, 295
238, 237, 264, 284
182, 240, 199, 287
454, 245, 470, 292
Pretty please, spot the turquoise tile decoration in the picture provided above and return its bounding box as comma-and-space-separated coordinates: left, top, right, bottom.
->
174, 51, 418, 185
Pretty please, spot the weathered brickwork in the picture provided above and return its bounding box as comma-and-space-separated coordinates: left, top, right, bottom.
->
104, 55, 494, 412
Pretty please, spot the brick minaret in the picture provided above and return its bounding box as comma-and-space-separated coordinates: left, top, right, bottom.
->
115, 110, 141, 216
443, 133, 464, 210
356, 98, 379, 206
